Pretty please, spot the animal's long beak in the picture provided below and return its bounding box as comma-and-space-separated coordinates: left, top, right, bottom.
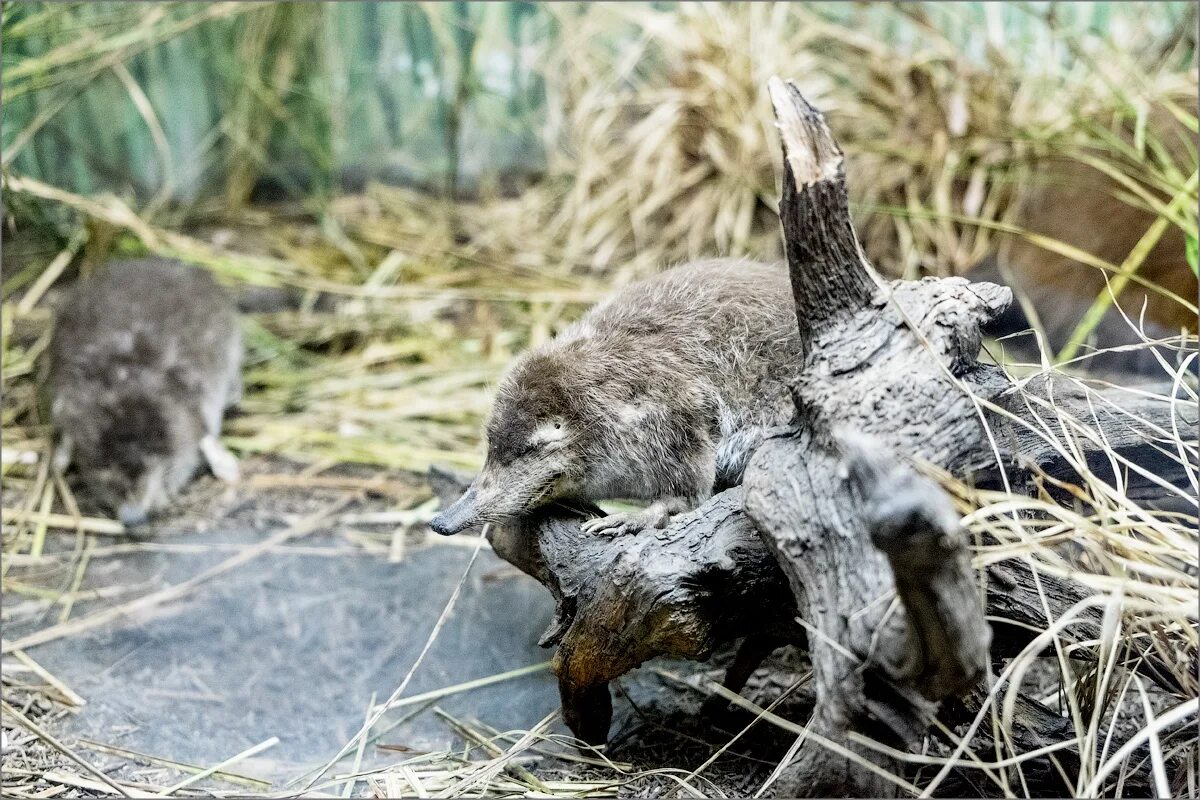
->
430, 485, 480, 536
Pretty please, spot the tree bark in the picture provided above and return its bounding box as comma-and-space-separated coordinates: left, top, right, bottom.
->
429, 465, 803, 746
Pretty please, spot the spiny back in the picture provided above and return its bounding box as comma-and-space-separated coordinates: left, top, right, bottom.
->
50, 258, 238, 394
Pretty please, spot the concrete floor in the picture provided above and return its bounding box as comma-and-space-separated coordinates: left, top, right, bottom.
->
9, 469, 566, 786
40, 545, 561, 781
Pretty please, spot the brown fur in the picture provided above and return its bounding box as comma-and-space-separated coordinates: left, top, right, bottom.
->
431, 258, 802, 535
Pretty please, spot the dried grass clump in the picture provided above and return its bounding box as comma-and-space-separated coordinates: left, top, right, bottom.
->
535, 3, 805, 278
937, 355, 1198, 797
504, 2, 1196, 286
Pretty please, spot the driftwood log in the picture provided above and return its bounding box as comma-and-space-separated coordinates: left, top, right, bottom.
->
430, 80, 1196, 797
428, 470, 1174, 797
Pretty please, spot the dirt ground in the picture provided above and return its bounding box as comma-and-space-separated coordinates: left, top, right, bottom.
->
2, 456, 809, 797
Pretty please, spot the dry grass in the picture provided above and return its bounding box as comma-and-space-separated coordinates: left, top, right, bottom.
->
2, 2, 1197, 797
939, 358, 1197, 797
495, 2, 1197, 290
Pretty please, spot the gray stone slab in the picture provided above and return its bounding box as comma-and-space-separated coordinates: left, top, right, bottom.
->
27, 533, 561, 785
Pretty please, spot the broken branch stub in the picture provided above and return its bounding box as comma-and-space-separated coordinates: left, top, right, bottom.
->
841, 431, 987, 701
740, 79, 998, 796
768, 77, 879, 345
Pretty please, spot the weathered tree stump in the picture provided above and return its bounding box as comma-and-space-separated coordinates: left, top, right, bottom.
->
430, 80, 1196, 797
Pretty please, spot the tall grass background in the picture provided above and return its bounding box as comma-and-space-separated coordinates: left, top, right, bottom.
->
1, 2, 1197, 797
